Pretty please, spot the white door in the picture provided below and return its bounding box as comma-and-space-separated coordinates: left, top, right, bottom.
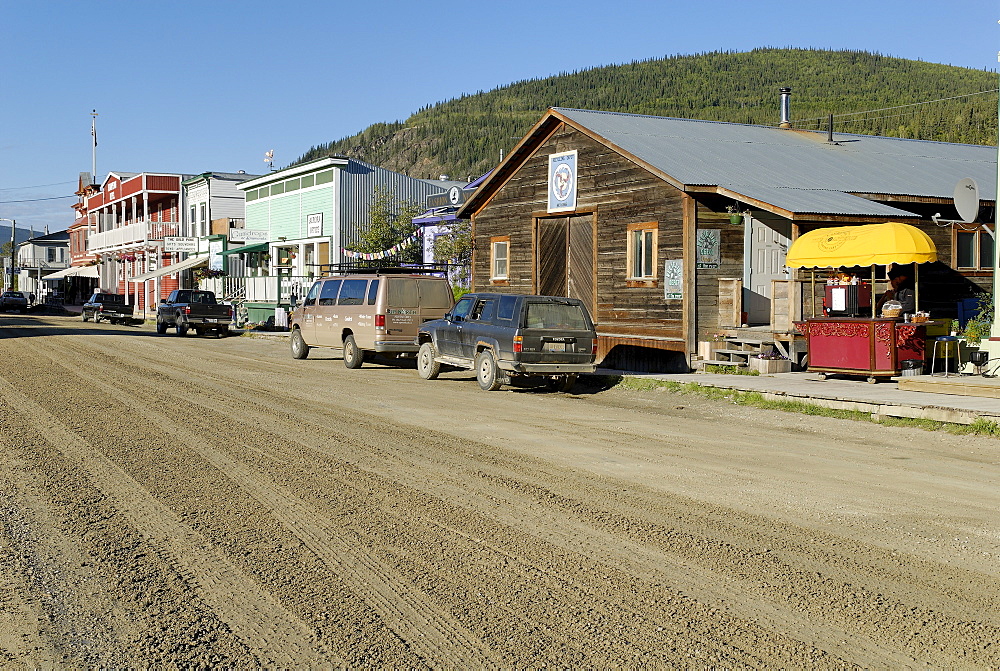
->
743, 217, 791, 325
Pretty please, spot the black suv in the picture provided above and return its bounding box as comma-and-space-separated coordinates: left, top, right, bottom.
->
416, 293, 597, 391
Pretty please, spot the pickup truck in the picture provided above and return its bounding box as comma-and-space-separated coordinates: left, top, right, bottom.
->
156, 289, 232, 337
415, 293, 597, 391
81, 293, 134, 324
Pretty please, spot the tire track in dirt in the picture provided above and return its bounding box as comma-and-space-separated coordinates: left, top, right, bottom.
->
0, 353, 330, 666
14, 316, 1000, 666
23, 329, 497, 666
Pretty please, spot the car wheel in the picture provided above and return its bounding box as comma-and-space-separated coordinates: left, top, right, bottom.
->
155, 320, 167, 334
475, 350, 504, 391
417, 342, 441, 380
195, 327, 206, 337
547, 374, 578, 393
176, 323, 188, 336
81, 313, 89, 322
343, 335, 363, 369
290, 329, 310, 359
93, 315, 101, 323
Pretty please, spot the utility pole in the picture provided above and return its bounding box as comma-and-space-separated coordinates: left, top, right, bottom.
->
91, 110, 98, 182
1, 218, 15, 291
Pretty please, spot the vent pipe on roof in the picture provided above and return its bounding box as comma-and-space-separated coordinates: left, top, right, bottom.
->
778, 87, 792, 128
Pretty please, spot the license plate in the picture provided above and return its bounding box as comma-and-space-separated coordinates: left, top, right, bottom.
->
543, 342, 566, 352
205, 318, 218, 323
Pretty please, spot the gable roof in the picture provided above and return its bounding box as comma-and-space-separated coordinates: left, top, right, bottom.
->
459, 107, 998, 220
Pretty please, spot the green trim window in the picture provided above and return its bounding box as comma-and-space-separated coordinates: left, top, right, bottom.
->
285, 178, 300, 192
301, 174, 315, 188
315, 170, 334, 185
246, 189, 258, 202
270, 182, 285, 196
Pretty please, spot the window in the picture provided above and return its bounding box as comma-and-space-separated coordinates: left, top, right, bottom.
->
367, 279, 379, 305
303, 281, 320, 306
47, 247, 57, 262
285, 178, 300, 192
245, 189, 258, 202
315, 170, 333, 185
451, 297, 474, 320
955, 228, 994, 270
270, 182, 284, 196
627, 223, 658, 279
301, 175, 315, 188
189, 205, 197, 235
491, 236, 509, 280
318, 279, 342, 306
199, 203, 207, 238
497, 295, 517, 321
470, 299, 494, 321
337, 279, 367, 305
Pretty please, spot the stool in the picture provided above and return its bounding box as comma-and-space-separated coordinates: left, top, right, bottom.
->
931, 336, 959, 377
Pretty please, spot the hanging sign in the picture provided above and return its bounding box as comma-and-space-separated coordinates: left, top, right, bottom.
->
164, 237, 199, 252
209, 240, 224, 271
696, 229, 721, 269
547, 150, 578, 213
230, 229, 268, 242
664, 259, 684, 300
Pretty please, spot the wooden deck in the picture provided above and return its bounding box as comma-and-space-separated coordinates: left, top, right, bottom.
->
897, 374, 1000, 399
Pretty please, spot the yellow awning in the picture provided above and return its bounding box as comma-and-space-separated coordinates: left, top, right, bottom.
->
785, 222, 937, 268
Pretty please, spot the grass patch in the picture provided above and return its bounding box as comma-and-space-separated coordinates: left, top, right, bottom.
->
612, 376, 1000, 438
704, 364, 759, 375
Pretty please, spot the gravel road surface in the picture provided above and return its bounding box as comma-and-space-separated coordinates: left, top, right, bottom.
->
1, 314, 998, 667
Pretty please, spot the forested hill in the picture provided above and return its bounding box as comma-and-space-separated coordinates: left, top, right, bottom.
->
295, 48, 998, 181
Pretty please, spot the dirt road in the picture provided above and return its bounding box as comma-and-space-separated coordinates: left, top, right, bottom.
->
1, 313, 998, 667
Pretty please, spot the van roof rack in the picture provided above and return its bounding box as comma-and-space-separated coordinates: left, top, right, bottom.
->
313, 261, 457, 276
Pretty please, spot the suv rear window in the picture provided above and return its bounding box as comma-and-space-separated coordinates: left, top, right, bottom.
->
523, 302, 589, 330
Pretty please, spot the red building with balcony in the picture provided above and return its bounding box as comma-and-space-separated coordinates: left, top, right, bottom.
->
86, 171, 193, 312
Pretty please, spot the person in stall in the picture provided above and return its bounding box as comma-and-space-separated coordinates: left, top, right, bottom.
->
876, 269, 915, 315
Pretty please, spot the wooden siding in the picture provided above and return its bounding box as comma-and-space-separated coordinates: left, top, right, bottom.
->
472, 124, 687, 369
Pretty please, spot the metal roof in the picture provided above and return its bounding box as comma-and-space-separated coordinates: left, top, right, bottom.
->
552, 108, 997, 215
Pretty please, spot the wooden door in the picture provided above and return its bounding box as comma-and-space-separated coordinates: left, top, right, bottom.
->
537, 218, 567, 296
567, 215, 595, 316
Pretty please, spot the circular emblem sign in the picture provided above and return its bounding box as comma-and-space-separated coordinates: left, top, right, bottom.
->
818, 229, 849, 252
551, 163, 574, 202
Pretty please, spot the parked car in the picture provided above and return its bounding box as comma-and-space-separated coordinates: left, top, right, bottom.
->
0, 291, 28, 313
156, 289, 232, 337
415, 293, 598, 391
81, 293, 134, 324
289, 270, 454, 367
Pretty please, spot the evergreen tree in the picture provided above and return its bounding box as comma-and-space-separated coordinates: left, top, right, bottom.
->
352, 188, 424, 264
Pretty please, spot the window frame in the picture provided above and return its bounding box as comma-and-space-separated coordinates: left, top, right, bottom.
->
490, 236, 510, 281
626, 222, 658, 280
954, 226, 995, 271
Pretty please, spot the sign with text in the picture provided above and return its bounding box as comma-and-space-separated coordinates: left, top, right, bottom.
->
547, 150, 578, 213
306, 213, 323, 237
695, 229, 721, 269
229, 229, 268, 242
664, 259, 684, 300
164, 237, 199, 252
209, 240, 224, 271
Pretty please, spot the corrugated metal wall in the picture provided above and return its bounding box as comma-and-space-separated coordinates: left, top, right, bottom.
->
338, 159, 447, 252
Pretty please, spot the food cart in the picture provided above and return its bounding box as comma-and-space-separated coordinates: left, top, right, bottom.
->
788, 222, 937, 382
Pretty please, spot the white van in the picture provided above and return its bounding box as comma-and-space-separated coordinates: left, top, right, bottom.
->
289, 270, 453, 368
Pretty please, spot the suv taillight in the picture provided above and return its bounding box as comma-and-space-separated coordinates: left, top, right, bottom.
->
592, 341, 598, 356
182, 306, 191, 315
513, 335, 523, 353
375, 314, 385, 328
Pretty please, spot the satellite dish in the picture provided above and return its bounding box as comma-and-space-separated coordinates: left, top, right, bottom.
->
953, 177, 980, 223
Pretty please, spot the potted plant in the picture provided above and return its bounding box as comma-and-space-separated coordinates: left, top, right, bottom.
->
726, 204, 747, 224
750, 349, 792, 374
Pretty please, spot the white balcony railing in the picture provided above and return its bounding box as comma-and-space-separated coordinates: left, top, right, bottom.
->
201, 275, 314, 305
88, 221, 183, 253
17, 257, 70, 270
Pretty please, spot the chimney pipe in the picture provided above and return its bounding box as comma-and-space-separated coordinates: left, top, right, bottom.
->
779, 87, 792, 128
827, 113, 834, 142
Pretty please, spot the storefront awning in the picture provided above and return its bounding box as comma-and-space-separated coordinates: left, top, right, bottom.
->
41, 265, 100, 281
785, 222, 937, 268
130, 254, 208, 282
218, 241, 270, 256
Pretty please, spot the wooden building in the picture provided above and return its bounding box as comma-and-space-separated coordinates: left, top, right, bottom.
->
458, 107, 996, 372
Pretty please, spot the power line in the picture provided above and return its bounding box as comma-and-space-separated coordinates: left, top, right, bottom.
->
0, 180, 76, 191
0, 195, 76, 203
791, 88, 1000, 126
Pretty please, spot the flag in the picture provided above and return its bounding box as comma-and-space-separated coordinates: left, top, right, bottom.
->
91, 119, 97, 148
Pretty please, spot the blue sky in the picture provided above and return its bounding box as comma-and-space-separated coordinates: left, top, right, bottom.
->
1, 0, 997, 233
